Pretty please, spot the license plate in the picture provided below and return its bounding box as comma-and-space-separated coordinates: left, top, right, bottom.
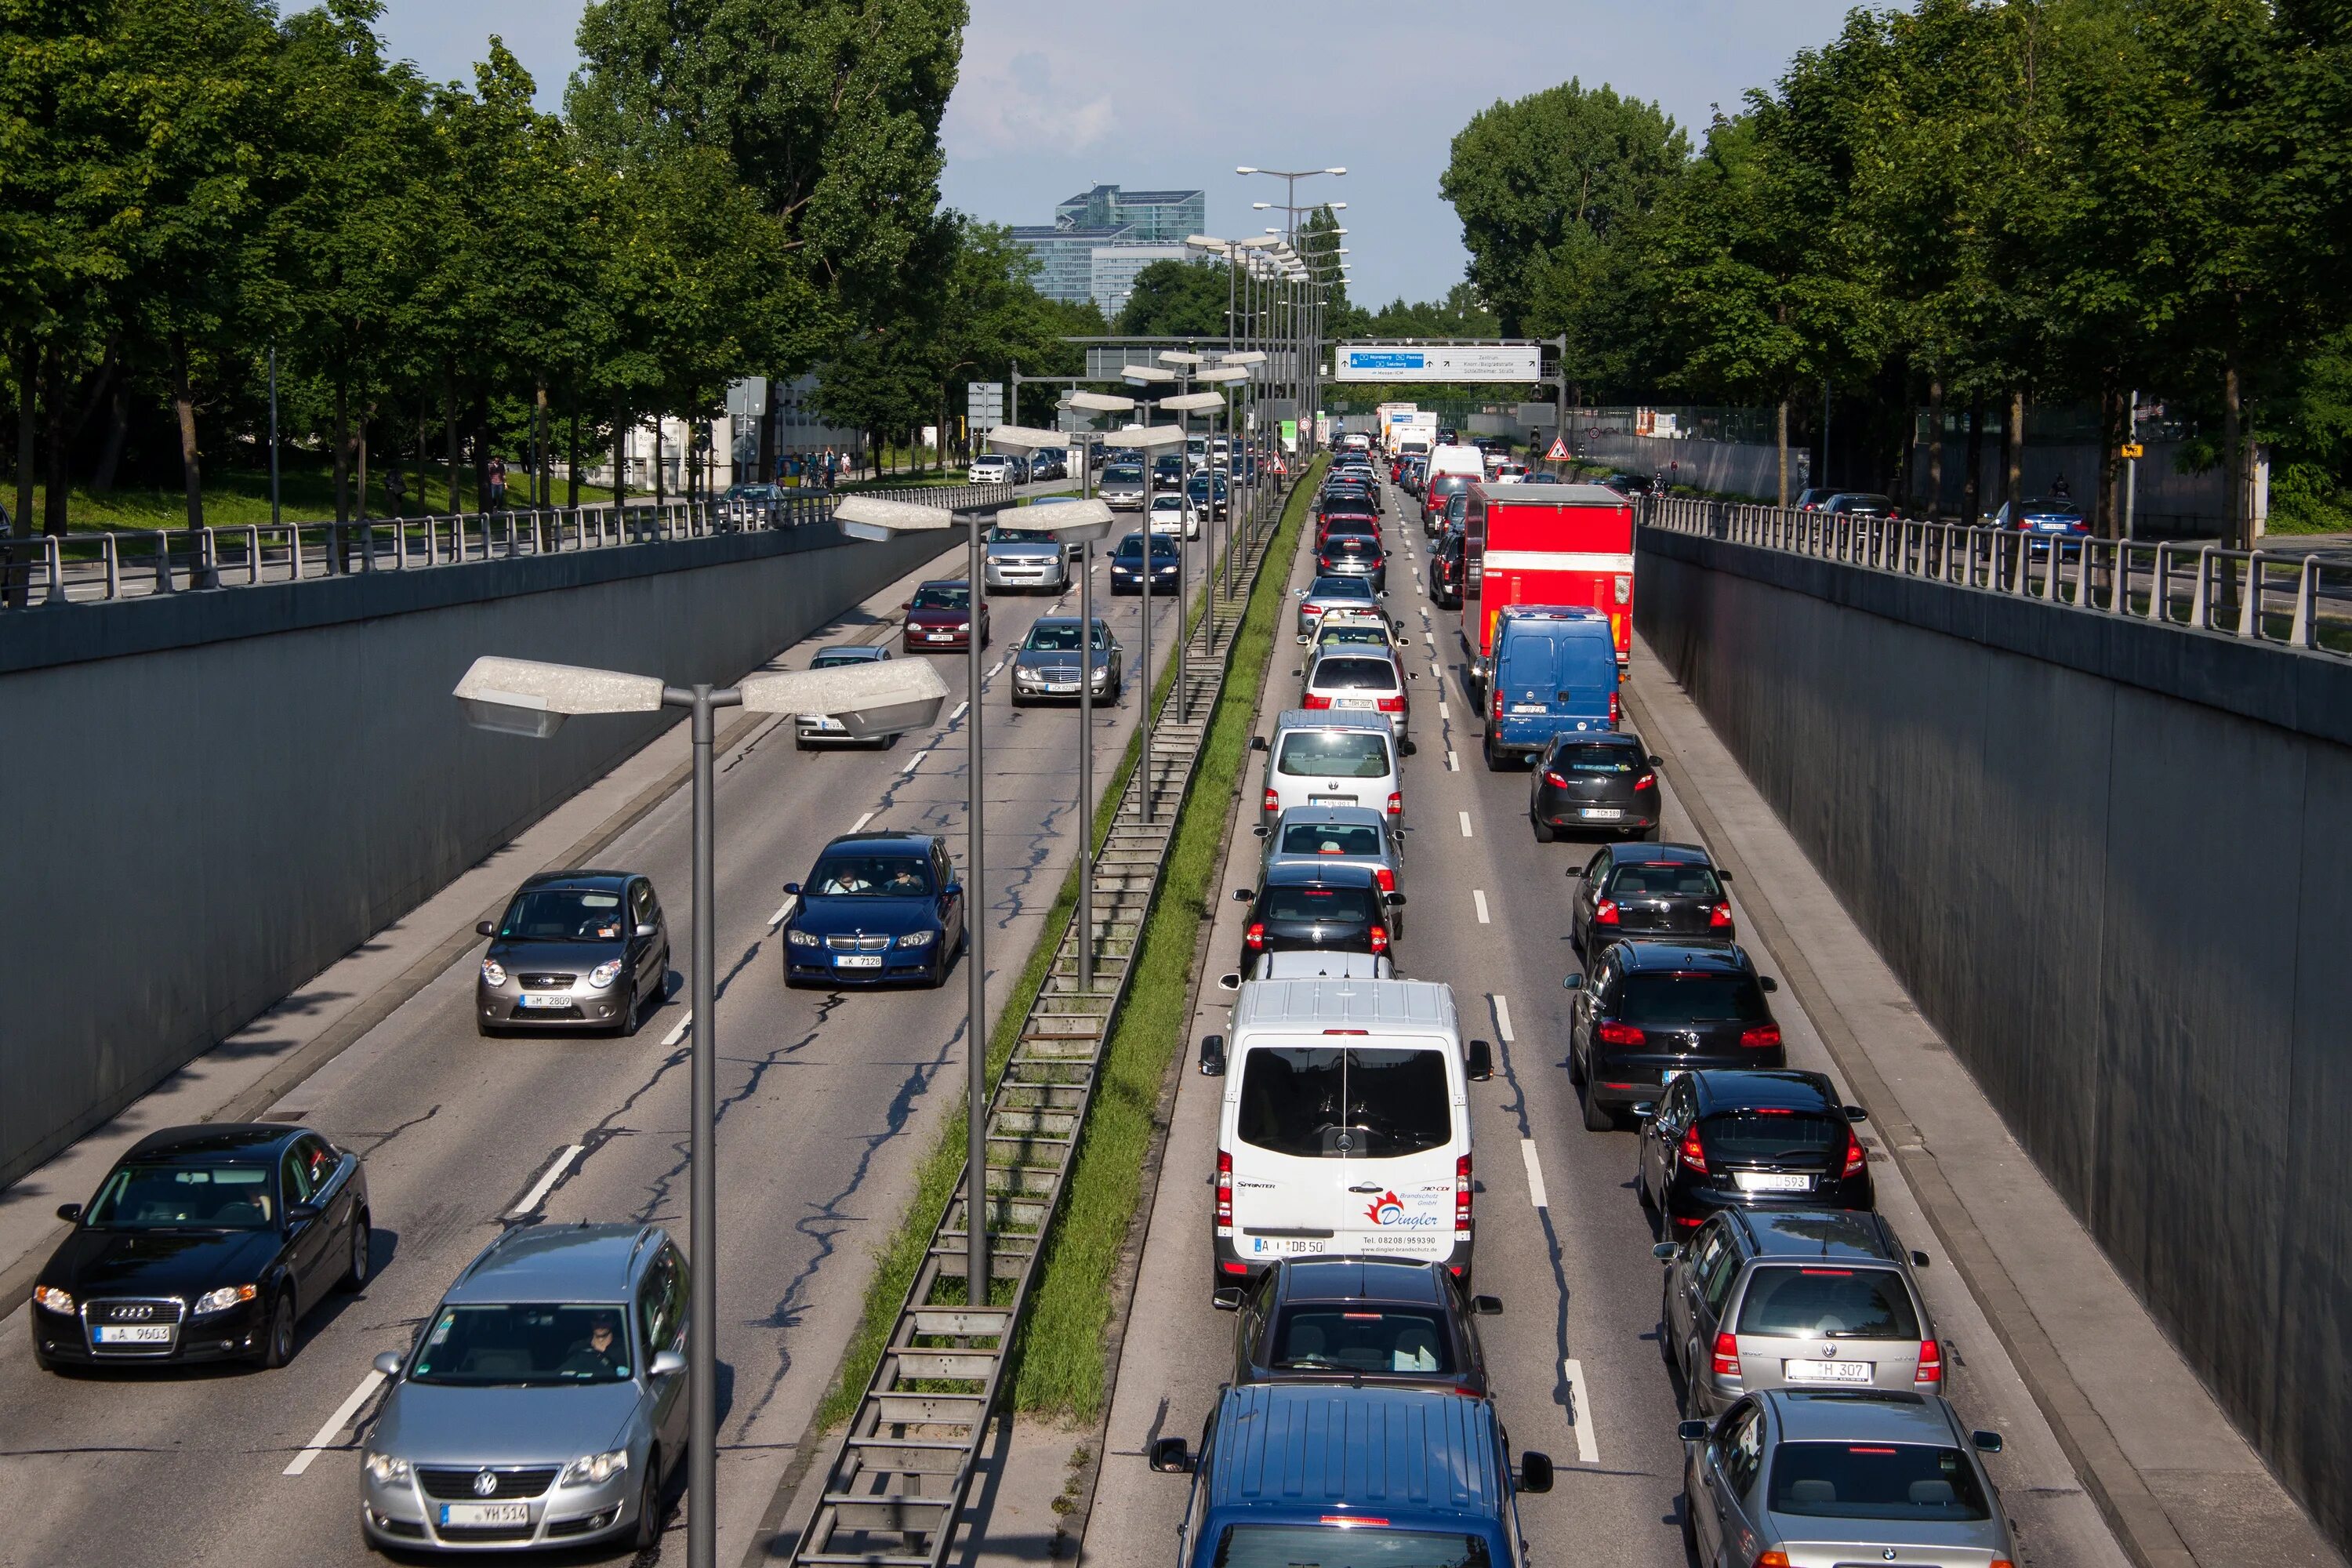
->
1580, 808, 1623, 820
834, 954, 884, 969
518, 993, 570, 1008
1309, 795, 1357, 807
1784, 1358, 1873, 1383
927, 633, 954, 641
1045, 683, 1076, 693
440, 1503, 532, 1528
1245, 1236, 1327, 1256
1733, 1171, 1813, 1193
1510, 703, 1546, 713
1335, 698, 1374, 709
93, 1324, 172, 1345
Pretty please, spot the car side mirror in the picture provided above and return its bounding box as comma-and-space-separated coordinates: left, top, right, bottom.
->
1250, 825, 1269, 838
1250, 735, 1269, 751
1677, 1420, 1709, 1443
1465, 1040, 1493, 1082
1911, 1250, 1932, 1268
1561, 974, 1583, 990
1384, 892, 1407, 907
1715, 869, 1733, 881
1232, 887, 1254, 902
782, 883, 802, 896
1472, 1294, 1503, 1316
651, 1349, 688, 1378
1653, 1241, 1677, 1261
286, 1203, 322, 1225
1211, 1287, 1244, 1312
1149, 1437, 1194, 1474
1845, 1105, 1868, 1121
1293, 587, 1306, 597
1292, 667, 1302, 676
635, 923, 658, 939
1199, 1035, 1227, 1076
1517, 1452, 1554, 1494
1759, 976, 1778, 993
55, 1203, 81, 1223
1217, 972, 1241, 992
477, 920, 497, 937
374, 1350, 405, 1378
1971, 1430, 2004, 1454
1648, 754, 1664, 766
1631, 1102, 1657, 1120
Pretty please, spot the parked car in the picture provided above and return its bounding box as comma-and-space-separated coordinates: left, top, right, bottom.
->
1257, 709, 1401, 825
1530, 730, 1664, 841
901, 579, 988, 653
781, 831, 964, 988
1659, 1207, 1941, 1417
31, 1123, 369, 1372
1792, 487, 1837, 511
1821, 492, 1899, 520
1565, 939, 1784, 1130
361, 1224, 688, 1552
1108, 531, 1181, 594
1568, 840, 1733, 953
983, 522, 1071, 593
1634, 1069, 1872, 1233
1233, 861, 1399, 968
1254, 804, 1406, 935
1010, 615, 1123, 705
796, 645, 900, 750
1219, 1257, 1501, 1395
1678, 1390, 2012, 1568
1294, 575, 1381, 639
1301, 647, 1412, 750
475, 871, 671, 1037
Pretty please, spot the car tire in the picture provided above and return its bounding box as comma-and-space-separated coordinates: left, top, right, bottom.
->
1639, 823, 1661, 842
1530, 811, 1554, 844
340, 1215, 371, 1291
1680, 1495, 1700, 1559
1567, 1039, 1587, 1086
1582, 1089, 1616, 1133
618, 980, 643, 1038
633, 1454, 665, 1550
259, 1290, 297, 1369
1482, 733, 1503, 771
794, 734, 811, 751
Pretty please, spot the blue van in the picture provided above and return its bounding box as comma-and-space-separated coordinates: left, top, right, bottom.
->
1150, 1383, 1552, 1568
1480, 607, 1621, 771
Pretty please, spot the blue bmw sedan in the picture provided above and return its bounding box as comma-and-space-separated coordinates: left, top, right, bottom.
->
781, 832, 965, 988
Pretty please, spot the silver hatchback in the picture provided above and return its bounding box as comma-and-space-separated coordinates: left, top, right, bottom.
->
361, 1225, 688, 1552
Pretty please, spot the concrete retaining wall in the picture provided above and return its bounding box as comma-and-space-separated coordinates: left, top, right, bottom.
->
0, 524, 953, 1189
1635, 524, 2352, 1550
1581, 433, 1808, 500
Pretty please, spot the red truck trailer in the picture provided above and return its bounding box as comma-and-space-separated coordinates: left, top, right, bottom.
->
1460, 481, 1635, 690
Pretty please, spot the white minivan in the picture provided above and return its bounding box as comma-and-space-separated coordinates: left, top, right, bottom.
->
1255, 710, 1402, 827
1199, 977, 1493, 1289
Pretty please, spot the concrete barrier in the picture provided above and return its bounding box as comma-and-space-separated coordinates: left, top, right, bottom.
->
0, 523, 953, 1189
1635, 524, 2352, 1552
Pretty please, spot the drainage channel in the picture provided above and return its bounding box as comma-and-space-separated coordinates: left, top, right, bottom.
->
786, 476, 1305, 1568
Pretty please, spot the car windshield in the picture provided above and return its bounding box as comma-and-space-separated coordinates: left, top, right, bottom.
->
1279, 822, 1385, 858
1153, 495, 1182, 510
1261, 882, 1378, 924
499, 887, 628, 942
808, 855, 933, 897
84, 1161, 274, 1228
1025, 622, 1107, 651
991, 525, 1053, 543
1738, 1265, 1920, 1339
1278, 731, 1392, 779
1270, 1305, 1454, 1375
1700, 1108, 1845, 1162
1617, 973, 1767, 1024
1604, 863, 1722, 898
1105, 464, 1142, 485
1550, 743, 1640, 774
1116, 535, 1179, 561
910, 585, 968, 611
1314, 657, 1399, 691
1215, 1526, 1489, 1568
1237, 1047, 1451, 1158
409, 1303, 636, 1386
1766, 1441, 1992, 1522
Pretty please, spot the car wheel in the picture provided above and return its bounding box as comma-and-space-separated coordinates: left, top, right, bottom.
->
1680, 1494, 1700, 1558
339, 1215, 371, 1291
1567, 1038, 1587, 1086
794, 734, 811, 751
1639, 822, 1661, 842
475, 1018, 501, 1038
618, 979, 644, 1037
633, 1453, 665, 1549
259, 1290, 297, 1369
1582, 1088, 1616, 1132
1530, 811, 1554, 844
1482, 733, 1504, 771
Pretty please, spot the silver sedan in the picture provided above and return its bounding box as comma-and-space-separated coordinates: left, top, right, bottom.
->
1009, 617, 1123, 705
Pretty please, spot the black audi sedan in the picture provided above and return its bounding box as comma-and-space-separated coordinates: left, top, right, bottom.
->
1563, 939, 1784, 1129
1219, 1257, 1501, 1396
31, 1123, 369, 1371
1530, 731, 1664, 843
782, 831, 964, 987
475, 870, 671, 1037
1632, 1069, 1872, 1235
1234, 861, 1400, 968
1569, 841, 1735, 956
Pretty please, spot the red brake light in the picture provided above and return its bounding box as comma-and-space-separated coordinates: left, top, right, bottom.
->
1369, 923, 1389, 953
1632, 771, 1654, 791
1543, 770, 1570, 787
1374, 866, 1395, 892
1844, 1128, 1868, 1178
1711, 1330, 1740, 1377
1596, 1020, 1645, 1047
1455, 1153, 1472, 1234
1740, 1024, 1782, 1049
1385, 791, 1402, 818
1915, 1337, 1943, 1385
1216, 1149, 1232, 1226
1595, 898, 1620, 924
1610, 691, 1621, 725
1491, 688, 1504, 721
1244, 922, 1265, 950
1302, 692, 1333, 709
1678, 1125, 1708, 1174
1709, 902, 1734, 927
1263, 788, 1279, 813
1376, 694, 1404, 712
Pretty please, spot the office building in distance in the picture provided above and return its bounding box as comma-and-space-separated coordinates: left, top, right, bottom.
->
1012, 183, 1207, 318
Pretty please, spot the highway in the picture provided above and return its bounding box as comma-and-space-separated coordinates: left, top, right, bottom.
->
0, 504, 1220, 1567
1083, 469, 2135, 1568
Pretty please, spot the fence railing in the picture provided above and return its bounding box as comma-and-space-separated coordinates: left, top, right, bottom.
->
1645, 495, 2352, 656
0, 481, 1020, 610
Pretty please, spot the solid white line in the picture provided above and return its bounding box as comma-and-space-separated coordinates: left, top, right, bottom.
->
1473, 889, 1490, 924
512, 1144, 583, 1216
282, 1370, 386, 1476
768, 894, 799, 929
950, 699, 969, 722
902, 748, 929, 774
661, 1011, 692, 1047
851, 811, 875, 832
1521, 1138, 1549, 1209
1492, 993, 1515, 1043
1562, 1358, 1601, 1464
1458, 811, 1473, 838
1447, 750, 1459, 771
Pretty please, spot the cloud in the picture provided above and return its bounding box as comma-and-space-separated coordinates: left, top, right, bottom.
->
943, 45, 1117, 158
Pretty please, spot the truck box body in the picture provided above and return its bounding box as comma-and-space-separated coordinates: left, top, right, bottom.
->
1460, 481, 1635, 684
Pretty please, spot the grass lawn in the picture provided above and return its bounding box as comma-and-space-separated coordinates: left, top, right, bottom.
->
17, 466, 632, 534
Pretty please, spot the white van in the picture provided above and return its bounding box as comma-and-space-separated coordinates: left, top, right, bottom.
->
1200, 977, 1493, 1288
1255, 710, 1402, 826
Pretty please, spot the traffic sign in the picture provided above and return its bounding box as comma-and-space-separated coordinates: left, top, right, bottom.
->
1545, 437, 1570, 461
2120, 441, 2145, 459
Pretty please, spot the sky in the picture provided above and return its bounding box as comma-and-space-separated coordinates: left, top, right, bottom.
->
374, 0, 1862, 306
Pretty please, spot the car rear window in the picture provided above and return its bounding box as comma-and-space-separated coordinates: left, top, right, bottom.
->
1550, 743, 1639, 773
1323, 537, 1381, 557
1214, 1526, 1490, 1568
1279, 823, 1385, 857
1236, 1047, 1450, 1157
1617, 973, 1767, 1025
1766, 1442, 1991, 1522
1308, 576, 1370, 598
1603, 863, 1722, 898
1269, 1306, 1454, 1375
1429, 474, 1470, 496
1261, 884, 1377, 924
1277, 731, 1393, 778
1314, 658, 1399, 691
1737, 1265, 1918, 1339
1700, 1109, 1845, 1162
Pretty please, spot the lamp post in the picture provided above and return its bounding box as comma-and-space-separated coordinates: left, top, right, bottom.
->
1195, 362, 1251, 597
1160, 379, 1229, 717
452, 652, 947, 1568
1236, 164, 1347, 246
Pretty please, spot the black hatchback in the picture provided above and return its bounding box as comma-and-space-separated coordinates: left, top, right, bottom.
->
1633, 1069, 1873, 1235
1234, 862, 1399, 967
1219, 1257, 1501, 1396
1531, 731, 1664, 842
1570, 842, 1734, 956
1564, 940, 1784, 1128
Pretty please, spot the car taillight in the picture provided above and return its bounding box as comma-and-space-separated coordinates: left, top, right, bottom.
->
1385, 791, 1402, 818
1632, 771, 1654, 791
1244, 922, 1265, 950
1596, 1020, 1645, 1047
1679, 1126, 1708, 1174
1491, 687, 1504, 721
1302, 692, 1332, 709
1374, 866, 1395, 893
1369, 923, 1389, 953
1754, 1554, 1792, 1568
1711, 1330, 1741, 1377
1915, 1337, 1942, 1385
1610, 691, 1621, 724
1263, 788, 1279, 813
1844, 1128, 1868, 1178
1377, 694, 1404, 712
1216, 1149, 1232, 1228
1740, 1024, 1782, 1049
1709, 902, 1734, 927
1594, 898, 1620, 924
1543, 770, 1570, 787
1455, 1153, 1472, 1235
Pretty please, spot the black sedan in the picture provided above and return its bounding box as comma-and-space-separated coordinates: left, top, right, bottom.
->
1530, 731, 1664, 842
1570, 842, 1734, 956
1633, 1069, 1872, 1235
1564, 939, 1784, 1129
1219, 1257, 1501, 1396
31, 1124, 369, 1371
1431, 531, 1465, 609
1108, 532, 1181, 595
1233, 862, 1399, 968
475, 870, 672, 1037
782, 830, 965, 987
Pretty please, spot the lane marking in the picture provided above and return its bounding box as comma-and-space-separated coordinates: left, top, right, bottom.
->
950, 699, 969, 722
1521, 1138, 1549, 1208
1562, 1358, 1602, 1463
1458, 811, 1473, 838
1438, 700, 1450, 720
902, 748, 930, 775
851, 811, 875, 833
283, 1370, 387, 1476
768, 894, 799, 929
1424, 632, 1436, 647
512, 1144, 584, 1216
1473, 889, 1490, 924
1447, 750, 1459, 771
661, 1011, 693, 1047
1492, 993, 1515, 1043
986, 659, 1004, 678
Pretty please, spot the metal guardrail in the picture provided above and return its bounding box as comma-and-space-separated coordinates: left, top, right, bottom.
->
784, 463, 1309, 1568
0, 483, 1018, 610
1645, 495, 2352, 655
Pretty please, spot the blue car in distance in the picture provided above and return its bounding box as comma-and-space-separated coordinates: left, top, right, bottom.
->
781, 832, 964, 988
1992, 495, 2090, 557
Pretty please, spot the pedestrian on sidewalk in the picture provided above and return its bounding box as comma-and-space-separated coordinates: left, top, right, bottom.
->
488, 454, 508, 512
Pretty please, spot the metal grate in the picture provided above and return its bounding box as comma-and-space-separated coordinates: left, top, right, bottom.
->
416, 1466, 560, 1501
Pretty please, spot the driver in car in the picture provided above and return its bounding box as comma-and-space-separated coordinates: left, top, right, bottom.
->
561, 1313, 624, 1377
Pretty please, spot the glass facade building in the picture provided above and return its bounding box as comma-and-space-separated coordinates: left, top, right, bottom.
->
1013, 184, 1209, 317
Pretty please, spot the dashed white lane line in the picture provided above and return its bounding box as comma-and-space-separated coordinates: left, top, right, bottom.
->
1562, 1358, 1602, 1463
950, 699, 969, 722
986, 660, 1004, 678
1438, 700, 1450, 720
768, 894, 799, 929
851, 811, 875, 832
1521, 1138, 1549, 1208
283, 1370, 387, 1476
1492, 993, 1515, 1042
1458, 811, 1473, 838
1447, 750, 1460, 771
511, 1144, 584, 1216
661, 1011, 693, 1047
1473, 889, 1490, 924
902, 748, 930, 775
1424, 632, 1436, 647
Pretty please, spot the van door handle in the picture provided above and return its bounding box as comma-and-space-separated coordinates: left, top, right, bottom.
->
1347, 1183, 1385, 1194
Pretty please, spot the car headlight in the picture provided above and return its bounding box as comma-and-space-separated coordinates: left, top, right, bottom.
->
480, 958, 506, 987
33, 1285, 71, 1314
365, 1450, 412, 1485
587, 959, 625, 989
560, 1447, 630, 1487
897, 930, 935, 949
956, 621, 971, 632
192, 1283, 258, 1315
786, 927, 819, 947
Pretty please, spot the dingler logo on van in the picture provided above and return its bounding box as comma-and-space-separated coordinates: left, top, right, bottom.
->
1365, 1191, 1406, 1225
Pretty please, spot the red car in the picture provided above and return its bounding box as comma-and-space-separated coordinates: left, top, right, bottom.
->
902, 579, 989, 653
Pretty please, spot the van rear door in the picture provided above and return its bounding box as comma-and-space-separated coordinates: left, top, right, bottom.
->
1497, 629, 1559, 717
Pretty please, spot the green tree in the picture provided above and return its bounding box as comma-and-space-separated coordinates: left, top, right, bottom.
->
1113, 258, 1229, 338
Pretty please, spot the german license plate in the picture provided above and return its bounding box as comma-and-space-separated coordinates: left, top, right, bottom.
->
1580, 808, 1623, 820
1045, 683, 1076, 694
1784, 1358, 1873, 1383
440, 1503, 532, 1528
927, 633, 954, 641
518, 993, 569, 1009
1335, 698, 1374, 709
834, 955, 884, 969
93, 1324, 172, 1345
1511, 703, 1545, 713
1309, 796, 1356, 807
1245, 1236, 1327, 1257
1734, 1171, 1812, 1193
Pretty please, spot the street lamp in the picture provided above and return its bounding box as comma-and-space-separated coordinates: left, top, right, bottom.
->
452, 652, 946, 1568
1160, 388, 1225, 713
1193, 363, 1250, 596
1105, 416, 1188, 804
